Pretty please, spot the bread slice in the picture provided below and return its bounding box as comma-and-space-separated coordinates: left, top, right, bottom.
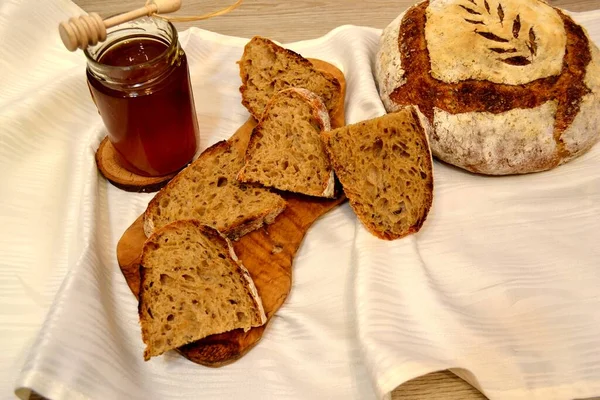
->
321, 107, 434, 240
238, 88, 335, 198
143, 140, 286, 240
238, 36, 342, 120
139, 220, 267, 360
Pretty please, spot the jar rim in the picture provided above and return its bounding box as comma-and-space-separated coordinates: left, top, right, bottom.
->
84, 16, 178, 73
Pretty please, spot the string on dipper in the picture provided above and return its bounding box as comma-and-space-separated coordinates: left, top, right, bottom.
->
149, 0, 243, 22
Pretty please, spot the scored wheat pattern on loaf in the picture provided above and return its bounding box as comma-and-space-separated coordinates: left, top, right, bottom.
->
461, 0, 538, 66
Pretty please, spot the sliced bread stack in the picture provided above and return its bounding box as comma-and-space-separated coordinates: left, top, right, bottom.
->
144, 36, 345, 240
139, 37, 345, 361
139, 220, 266, 360
138, 34, 435, 363
139, 128, 285, 361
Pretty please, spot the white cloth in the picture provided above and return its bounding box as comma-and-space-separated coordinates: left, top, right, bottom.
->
1, 0, 599, 399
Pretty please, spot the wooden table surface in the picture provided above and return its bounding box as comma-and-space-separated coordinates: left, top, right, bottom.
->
70, 1, 599, 399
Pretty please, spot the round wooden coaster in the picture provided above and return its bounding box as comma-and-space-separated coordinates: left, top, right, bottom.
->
95, 137, 176, 193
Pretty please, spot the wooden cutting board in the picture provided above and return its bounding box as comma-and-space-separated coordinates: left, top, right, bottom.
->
116, 58, 346, 366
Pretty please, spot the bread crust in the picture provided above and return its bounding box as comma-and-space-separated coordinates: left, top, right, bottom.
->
238, 88, 335, 198
143, 140, 286, 239
376, 0, 600, 175
431, 102, 560, 174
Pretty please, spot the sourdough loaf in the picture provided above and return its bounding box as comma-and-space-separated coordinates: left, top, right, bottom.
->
139, 220, 267, 360
238, 36, 343, 121
238, 88, 335, 198
322, 107, 434, 240
143, 140, 286, 240
376, 0, 600, 175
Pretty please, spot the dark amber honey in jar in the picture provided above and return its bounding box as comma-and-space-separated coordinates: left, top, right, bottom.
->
86, 18, 198, 177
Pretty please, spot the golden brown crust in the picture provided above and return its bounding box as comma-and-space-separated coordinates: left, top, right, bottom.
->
306, 58, 346, 129
177, 325, 266, 367
406, 107, 434, 234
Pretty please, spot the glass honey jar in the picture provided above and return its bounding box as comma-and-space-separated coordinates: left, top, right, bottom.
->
85, 17, 198, 177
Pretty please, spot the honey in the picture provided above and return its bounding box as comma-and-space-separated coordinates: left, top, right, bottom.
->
86, 18, 198, 177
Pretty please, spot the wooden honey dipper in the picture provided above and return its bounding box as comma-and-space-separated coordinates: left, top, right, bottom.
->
59, 0, 182, 52
59, 0, 243, 52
